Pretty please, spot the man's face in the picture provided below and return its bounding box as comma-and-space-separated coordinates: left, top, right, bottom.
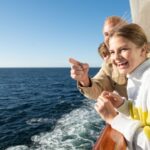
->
103, 23, 115, 48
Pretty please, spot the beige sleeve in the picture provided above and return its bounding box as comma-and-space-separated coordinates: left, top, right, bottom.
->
77, 63, 114, 100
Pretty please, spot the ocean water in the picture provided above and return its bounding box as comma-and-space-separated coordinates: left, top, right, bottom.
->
0, 68, 105, 150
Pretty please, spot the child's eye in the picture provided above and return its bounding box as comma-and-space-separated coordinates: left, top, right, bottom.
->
120, 48, 128, 52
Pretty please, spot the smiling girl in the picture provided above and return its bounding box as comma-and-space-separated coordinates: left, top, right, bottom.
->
95, 23, 150, 150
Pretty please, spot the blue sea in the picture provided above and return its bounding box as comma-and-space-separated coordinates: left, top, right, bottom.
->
0, 68, 105, 150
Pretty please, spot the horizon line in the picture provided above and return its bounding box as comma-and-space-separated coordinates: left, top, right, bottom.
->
0, 66, 100, 68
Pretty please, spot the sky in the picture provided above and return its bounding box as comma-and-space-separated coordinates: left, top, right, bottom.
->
0, 0, 131, 67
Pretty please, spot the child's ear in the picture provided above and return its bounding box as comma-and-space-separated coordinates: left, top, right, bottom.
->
141, 43, 148, 56
147, 42, 150, 53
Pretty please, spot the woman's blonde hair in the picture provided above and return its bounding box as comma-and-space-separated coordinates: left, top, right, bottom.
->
98, 42, 110, 59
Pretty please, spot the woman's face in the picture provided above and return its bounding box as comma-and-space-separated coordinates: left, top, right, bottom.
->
109, 36, 146, 74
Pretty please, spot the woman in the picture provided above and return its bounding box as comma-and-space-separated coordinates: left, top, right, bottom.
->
95, 23, 150, 149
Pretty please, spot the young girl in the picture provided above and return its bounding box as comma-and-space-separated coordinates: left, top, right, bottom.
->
95, 23, 150, 149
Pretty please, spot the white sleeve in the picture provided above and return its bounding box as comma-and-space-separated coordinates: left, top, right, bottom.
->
110, 113, 141, 142
110, 113, 150, 149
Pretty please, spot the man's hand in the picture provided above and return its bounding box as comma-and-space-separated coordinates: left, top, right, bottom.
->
69, 58, 90, 87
